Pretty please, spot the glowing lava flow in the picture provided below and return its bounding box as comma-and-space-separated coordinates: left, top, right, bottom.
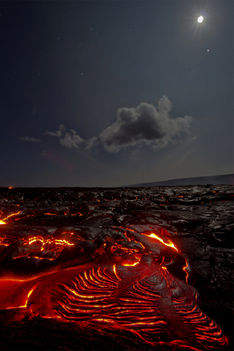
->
0, 236, 10, 247
183, 259, 190, 284
0, 257, 228, 350
10, 234, 76, 262
141, 231, 178, 252
25, 236, 75, 249
0, 225, 228, 350
5, 286, 36, 310
0, 211, 22, 224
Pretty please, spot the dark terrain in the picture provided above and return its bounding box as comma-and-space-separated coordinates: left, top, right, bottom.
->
0, 185, 233, 351
128, 173, 234, 187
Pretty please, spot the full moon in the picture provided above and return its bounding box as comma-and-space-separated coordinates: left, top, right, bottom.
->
197, 15, 204, 23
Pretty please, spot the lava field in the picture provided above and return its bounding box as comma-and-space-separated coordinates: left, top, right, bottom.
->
0, 185, 233, 351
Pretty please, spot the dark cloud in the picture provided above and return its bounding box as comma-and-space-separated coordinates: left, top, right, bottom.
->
98, 96, 193, 152
19, 136, 41, 143
45, 96, 193, 153
45, 124, 84, 149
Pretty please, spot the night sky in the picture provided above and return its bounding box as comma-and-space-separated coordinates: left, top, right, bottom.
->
0, 0, 233, 187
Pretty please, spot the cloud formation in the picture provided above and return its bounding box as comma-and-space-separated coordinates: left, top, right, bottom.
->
98, 96, 192, 152
45, 96, 193, 153
45, 124, 84, 149
19, 136, 41, 143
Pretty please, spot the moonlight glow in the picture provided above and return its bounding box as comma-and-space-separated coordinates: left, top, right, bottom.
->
197, 16, 204, 24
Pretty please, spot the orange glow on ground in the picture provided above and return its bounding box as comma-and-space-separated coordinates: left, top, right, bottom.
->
0, 222, 228, 350
122, 255, 141, 266
122, 261, 139, 267
0, 236, 10, 246
25, 236, 75, 249
4, 285, 37, 310
0, 211, 22, 225
183, 259, 190, 283
141, 232, 178, 252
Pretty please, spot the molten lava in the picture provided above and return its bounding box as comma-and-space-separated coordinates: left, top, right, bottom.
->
141, 231, 178, 252
0, 209, 229, 350
0, 210, 22, 224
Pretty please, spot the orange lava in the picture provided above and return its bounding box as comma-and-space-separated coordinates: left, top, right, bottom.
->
141, 231, 178, 252
0, 223, 228, 350
0, 211, 22, 224
183, 259, 190, 284
25, 236, 75, 249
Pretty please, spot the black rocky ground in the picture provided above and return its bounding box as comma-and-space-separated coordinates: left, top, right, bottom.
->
0, 185, 233, 351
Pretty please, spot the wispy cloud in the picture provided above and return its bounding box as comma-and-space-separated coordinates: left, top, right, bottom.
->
19, 136, 41, 143
45, 124, 84, 149
45, 124, 65, 137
